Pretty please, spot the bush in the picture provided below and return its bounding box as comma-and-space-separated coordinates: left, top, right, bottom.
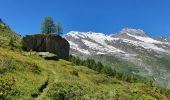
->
0, 58, 41, 74
70, 70, 79, 77
0, 77, 15, 99
45, 81, 87, 99
0, 58, 16, 74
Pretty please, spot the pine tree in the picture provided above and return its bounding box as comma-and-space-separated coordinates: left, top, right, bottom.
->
41, 16, 55, 34
96, 62, 103, 72
55, 22, 63, 35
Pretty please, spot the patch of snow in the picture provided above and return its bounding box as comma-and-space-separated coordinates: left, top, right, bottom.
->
82, 39, 125, 54
75, 48, 90, 55
68, 40, 90, 55
82, 39, 102, 48
96, 52, 106, 54
85, 32, 114, 43
66, 31, 80, 39
126, 33, 162, 44
122, 39, 166, 52
67, 32, 126, 54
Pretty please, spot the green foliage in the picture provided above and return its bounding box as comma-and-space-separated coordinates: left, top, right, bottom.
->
0, 48, 48, 99
41, 16, 56, 34
0, 19, 22, 50
0, 58, 16, 74
9, 37, 15, 46
96, 62, 103, 72
55, 22, 63, 35
69, 55, 145, 83
108, 56, 139, 74
0, 48, 169, 99
0, 57, 41, 74
8, 37, 17, 50
0, 77, 15, 99
159, 87, 170, 98
101, 66, 114, 76
45, 81, 88, 99
41, 17, 63, 35
70, 70, 79, 77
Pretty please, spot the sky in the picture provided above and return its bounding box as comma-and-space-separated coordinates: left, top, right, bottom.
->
0, 0, 170, 36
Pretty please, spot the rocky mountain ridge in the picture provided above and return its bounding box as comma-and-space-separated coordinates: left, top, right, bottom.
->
65, 28, 170, 58
154, 36, 170, 43
65, 28, 170, 89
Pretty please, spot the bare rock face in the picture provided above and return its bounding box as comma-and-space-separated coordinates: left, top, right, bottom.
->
23, 34, 70, 60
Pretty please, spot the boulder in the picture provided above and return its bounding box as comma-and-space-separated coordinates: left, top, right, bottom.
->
23, 34, 70, 60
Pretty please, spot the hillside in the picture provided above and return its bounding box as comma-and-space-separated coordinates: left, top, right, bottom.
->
0, 48, 170, 99
0, 20, 21, 49
65, 29, 170, 89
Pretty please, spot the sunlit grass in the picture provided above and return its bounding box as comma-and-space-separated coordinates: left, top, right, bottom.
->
0, 48, 169, 99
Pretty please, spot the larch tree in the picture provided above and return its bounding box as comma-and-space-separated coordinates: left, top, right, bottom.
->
41, 16, 55, 34
55, 22, 63, 35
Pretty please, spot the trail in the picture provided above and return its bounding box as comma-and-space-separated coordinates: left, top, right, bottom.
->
31, 79, 49, 100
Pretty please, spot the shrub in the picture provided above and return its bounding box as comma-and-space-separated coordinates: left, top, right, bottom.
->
45, 81, 87, 99
0, 58, 16, 74
71, 70, 79, 77
0, 57, 41, 74
0, 77, 15, 99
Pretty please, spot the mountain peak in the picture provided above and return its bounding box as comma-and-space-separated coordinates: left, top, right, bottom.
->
66, 31, 108, 40
118, 28, 148, 37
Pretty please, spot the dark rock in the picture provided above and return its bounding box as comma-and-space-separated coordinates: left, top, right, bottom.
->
45, 56, 59, 60
23, 34, 70, 60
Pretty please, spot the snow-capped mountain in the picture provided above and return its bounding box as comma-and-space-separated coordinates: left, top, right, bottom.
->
154, 36, 170, 43
114, 28, 170, 53
64, 28, 170, 89
65, 28, 170, 57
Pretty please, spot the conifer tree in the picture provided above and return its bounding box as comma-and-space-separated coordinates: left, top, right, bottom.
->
55, 22, 63, 35
41, 16, 55, 34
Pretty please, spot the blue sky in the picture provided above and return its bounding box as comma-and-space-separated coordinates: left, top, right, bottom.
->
0, 0, 170, 36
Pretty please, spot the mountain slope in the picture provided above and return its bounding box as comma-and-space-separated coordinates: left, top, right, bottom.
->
65, 28, 170, 89
0, 20, 21, 49
0, 48, 170, 99
154, 37, 170, 43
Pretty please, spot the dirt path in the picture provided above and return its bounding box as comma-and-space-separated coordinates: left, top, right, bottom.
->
31, 79, 49, 100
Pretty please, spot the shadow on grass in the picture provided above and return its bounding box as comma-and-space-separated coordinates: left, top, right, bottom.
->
44, 56, 59, 61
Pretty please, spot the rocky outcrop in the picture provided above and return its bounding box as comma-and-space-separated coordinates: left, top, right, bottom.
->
23, 34, 70, 60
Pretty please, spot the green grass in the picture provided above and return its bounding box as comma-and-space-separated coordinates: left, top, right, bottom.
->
0, 26, 22, 50
0, 48, 169, 99
0, 48, 48, 99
